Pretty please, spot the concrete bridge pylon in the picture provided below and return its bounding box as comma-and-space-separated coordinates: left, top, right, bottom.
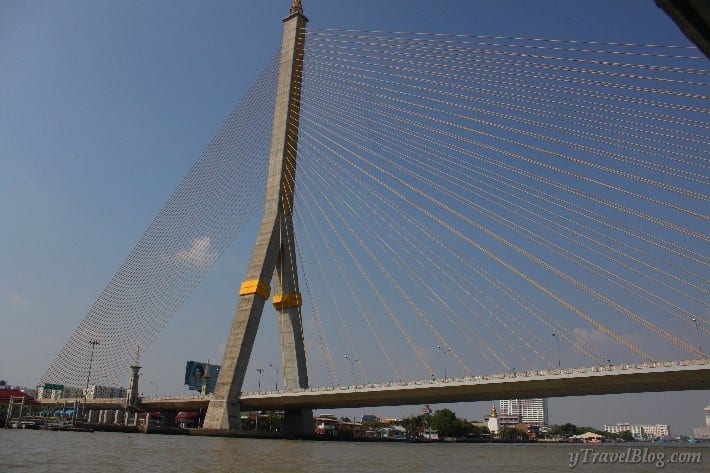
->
202, 2, 312, 435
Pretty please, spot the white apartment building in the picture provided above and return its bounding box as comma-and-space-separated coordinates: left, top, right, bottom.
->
604, 423, 670, 440
499, 398, 548, 426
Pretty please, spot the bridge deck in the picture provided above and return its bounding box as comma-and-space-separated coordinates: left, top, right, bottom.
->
238, 360, 709, 410
38, 360, 708, 412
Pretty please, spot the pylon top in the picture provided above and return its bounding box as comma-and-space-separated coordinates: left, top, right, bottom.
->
290, 0, 303, 15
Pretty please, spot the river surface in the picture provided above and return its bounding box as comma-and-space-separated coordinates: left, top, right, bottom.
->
0, 430, 706, 472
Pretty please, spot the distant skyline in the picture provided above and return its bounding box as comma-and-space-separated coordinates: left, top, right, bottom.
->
1, 0, 707, 434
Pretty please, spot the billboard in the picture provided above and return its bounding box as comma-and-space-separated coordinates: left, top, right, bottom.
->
184, 361, 220, 393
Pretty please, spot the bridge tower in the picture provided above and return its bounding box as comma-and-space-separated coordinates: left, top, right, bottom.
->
203, 0, 312, 435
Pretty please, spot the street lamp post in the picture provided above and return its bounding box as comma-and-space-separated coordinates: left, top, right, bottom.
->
256, 368, 264, 390
344, 354, 356, 380
85, 340, 100, 393
269, 363, 278, 391
436, 345, 449, 379
83, 340, 100, 424
552, 333, 560, 369
149, 381, 158, 396
692, 318, 702, 355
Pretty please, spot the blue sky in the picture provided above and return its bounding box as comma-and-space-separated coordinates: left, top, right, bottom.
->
1, 0, 707, 433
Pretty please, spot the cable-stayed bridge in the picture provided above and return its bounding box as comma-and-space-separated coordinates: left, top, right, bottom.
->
38, 1, 708, 434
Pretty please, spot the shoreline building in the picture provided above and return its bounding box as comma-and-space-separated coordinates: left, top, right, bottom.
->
692, 405, 710, 439
499, 398, 549, 427
604, 423, 670, 440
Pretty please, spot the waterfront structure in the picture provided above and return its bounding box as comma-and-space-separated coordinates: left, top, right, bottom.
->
0, 388, 36, 406
314, 414, 363, 438
499, 398, 549, 427
604, 423, 670, 440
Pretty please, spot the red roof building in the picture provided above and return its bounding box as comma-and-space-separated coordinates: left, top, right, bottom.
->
0, 389, 36, 405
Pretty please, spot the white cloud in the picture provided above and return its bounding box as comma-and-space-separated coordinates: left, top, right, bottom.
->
6, 292, 29, 307
572, 326, 608, 345
175, 236, 218, 270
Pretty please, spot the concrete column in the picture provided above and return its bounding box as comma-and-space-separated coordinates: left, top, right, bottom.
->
203, 6, 310, 435
116, 409, 125, 425
125, 365, 141, 408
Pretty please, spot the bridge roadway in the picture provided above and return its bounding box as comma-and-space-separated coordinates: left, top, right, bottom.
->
38, 360, 709, 412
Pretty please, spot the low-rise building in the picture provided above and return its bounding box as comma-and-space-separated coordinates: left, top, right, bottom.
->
314, 414, 363, 438
604, 423, 670, 440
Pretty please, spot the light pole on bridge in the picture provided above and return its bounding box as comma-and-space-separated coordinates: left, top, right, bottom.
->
344, 354, 356, 381
85, 340, 100, 393
436, 345, 450, 379
269, 363, 278, 391
82, 339, 99, 425
256, 368, 264, 390
692, 318, 703, 355
552, 333, 560, 369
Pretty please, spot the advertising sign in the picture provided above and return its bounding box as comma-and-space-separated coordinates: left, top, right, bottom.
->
184, 361, 220, 393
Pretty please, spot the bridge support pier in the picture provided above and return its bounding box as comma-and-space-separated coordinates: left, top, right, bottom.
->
159, 409, 177, 427
282, 408, 315, 437
203, 3, 312, 437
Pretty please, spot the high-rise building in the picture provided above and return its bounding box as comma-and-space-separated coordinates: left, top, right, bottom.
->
499, 398, 548, 426
693, 406, 710, 439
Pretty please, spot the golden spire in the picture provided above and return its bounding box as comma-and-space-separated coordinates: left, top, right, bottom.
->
290, 0, 303, 14
490, 405, 498, 418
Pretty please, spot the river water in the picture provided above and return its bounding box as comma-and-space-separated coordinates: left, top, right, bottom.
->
0, 430, 706, 472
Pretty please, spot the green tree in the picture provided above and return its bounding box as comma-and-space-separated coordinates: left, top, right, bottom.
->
619, 430, 635, 442
400, 415, 425, 437
457, 419, 473, 437
266, 411, 282, 432
498, 427, 528, 442
548, 423, 577, 438
469, 424, 490, 438
430, 408, 459, 437
576, 426, 605, 435
361, 417, 384, 430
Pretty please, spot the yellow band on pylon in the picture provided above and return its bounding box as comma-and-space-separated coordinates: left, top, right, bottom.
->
272, 292, 302, 309
239, 279, 271, 300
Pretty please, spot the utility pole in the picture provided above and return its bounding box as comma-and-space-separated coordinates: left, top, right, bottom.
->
83, 340, 99, 424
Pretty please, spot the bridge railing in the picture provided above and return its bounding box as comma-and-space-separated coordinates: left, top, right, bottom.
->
240, 359, 707, 396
